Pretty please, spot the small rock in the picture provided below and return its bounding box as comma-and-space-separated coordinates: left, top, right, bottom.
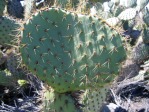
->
101, 103, 127, 112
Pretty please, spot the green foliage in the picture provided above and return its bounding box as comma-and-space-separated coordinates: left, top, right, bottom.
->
21, 8, 126, 93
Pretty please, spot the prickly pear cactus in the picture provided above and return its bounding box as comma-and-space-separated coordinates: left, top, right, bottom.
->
132, 41, 149, 63
6, 50, 25, 80
83, 85, 110, 112
0, 16, 20, 46
0, 0, 6, 16
20, 8, 126, 93
43, 89, 82, 112
118, 8, 137, 20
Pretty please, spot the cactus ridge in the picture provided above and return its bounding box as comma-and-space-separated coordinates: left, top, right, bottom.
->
21, 8, 126, 93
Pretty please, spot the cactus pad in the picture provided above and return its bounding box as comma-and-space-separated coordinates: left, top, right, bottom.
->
43, 89, 82, 112
21, 8, 126, 93
132, 42, 149, 63
0, 17, 20, 46
83, 85, 110, 112
6, 51, 25, 78
118, 8, 137, 20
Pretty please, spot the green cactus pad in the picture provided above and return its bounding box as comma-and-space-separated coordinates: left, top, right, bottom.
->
6, 51, 25, 80
0, 16, 20, 46
83, 85, 110, 112
21, 8, 126, 93
132, 42, 149, 63
0, 0, 6, 16
43, 89, 82, 112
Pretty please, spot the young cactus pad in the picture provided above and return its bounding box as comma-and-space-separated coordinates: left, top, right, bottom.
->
20, 8, 126, 93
